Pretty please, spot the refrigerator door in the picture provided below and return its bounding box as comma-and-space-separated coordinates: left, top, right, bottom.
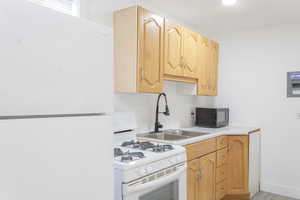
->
0, 115, 113, 200
0, 0, 112, 116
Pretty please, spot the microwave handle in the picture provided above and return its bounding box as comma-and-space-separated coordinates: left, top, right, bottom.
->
125, 165, 186, 195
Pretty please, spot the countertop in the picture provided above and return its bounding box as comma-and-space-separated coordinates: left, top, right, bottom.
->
137, 126, 261, 146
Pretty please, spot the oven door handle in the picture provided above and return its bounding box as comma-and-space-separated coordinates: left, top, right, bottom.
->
125, 165, 186, 195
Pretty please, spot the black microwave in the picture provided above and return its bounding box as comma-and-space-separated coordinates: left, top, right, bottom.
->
195, 108, 229, 128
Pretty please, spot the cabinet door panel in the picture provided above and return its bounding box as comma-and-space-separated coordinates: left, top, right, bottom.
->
198, 37, 219, 96
210, 41, 219, 96
187, 159, 199, 200
138, 7, 164, 93
198, 153, 216, 200
164, 21, 183, 77
228, 136, 249, 194
183, 29, 199, 78
198, 36, 210, 95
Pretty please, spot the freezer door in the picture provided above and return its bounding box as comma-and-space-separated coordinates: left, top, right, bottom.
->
0, 0, 113, 115
0, 115, 113, 200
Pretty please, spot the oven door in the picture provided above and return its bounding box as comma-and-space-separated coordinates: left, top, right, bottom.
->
123, 163, 186, 200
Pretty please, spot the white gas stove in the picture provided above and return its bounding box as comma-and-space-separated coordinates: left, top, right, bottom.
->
113, 112, 187, 200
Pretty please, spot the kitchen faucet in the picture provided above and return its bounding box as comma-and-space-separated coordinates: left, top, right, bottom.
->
154, 93, 170, 133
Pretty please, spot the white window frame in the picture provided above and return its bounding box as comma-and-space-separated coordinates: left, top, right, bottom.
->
28, 0, 80, 17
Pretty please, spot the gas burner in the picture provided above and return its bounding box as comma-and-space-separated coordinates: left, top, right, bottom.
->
163, 144, 174, 151
121, 140, 135, 147
114, 148, 124, 157
114, 147, 146, 163
121, 140, 156, 150
121, 155, 133, 162
139, 141, 155, 150
119, 140, 175, 153
151, 144, 174, 153
128, 152, 145, 158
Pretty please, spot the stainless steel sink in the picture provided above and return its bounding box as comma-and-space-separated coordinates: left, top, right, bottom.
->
164, 129, 210, 137
140, 132, 189, 141
138, 129, 210, 141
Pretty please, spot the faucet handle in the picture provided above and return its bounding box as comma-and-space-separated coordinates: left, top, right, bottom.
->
158, 123, 163, 129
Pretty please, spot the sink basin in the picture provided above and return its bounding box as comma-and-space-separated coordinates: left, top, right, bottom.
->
164, 129, 210, 137
140, 132, 189, 141
138, 130, 210, 141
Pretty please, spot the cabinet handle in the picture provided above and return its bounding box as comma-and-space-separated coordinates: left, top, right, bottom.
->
196, 169, 202, 181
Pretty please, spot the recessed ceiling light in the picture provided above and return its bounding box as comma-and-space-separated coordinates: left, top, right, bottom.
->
222, 0, 237, 6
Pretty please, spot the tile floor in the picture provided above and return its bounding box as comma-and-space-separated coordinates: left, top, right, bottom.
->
253, 192, 299, 200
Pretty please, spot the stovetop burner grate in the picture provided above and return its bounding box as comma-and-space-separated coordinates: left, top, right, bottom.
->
120, 140, 174, 153
114, 148, 146, 163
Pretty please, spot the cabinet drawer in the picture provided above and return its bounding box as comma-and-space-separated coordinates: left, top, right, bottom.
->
217, 136, 228, 150
216, 180, 227, 200
216, 165, 227, 183
185, 138, 217, 161
217, 148, 228, 167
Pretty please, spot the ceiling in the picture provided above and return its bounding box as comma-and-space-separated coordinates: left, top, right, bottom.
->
83, 0, 300, 37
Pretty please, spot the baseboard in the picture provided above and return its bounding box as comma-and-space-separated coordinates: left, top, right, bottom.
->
261, 182, 300, 199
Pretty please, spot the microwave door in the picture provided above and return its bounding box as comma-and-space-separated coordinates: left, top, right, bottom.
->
217, 111, 226, 124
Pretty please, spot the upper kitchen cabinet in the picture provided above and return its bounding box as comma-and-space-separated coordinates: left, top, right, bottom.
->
114, 6, 164, 94
164, 20, 184, 77
164, 22, 199, 81
114, 6, 220, 96
198, 37, 219, 96
182, 28, 199, 79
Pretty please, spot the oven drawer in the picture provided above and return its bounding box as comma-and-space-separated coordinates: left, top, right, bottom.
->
217, 148, 228, 167
216, 165, 227, 183
185, 138, 217, 161
217, 136, 228, 150
216, 180, 227, 200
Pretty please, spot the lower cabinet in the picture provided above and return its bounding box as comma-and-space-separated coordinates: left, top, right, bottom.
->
186, 135, 253, 200
228, 136, 249, 195
187, 153, 216, 200
216, 180, 227, 200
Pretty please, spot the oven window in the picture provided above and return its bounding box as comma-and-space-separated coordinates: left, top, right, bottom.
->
139, 181, 178, 200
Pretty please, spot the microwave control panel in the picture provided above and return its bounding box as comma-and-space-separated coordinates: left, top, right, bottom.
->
287, 72, 300, 97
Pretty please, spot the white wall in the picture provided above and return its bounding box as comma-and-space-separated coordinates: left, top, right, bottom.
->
80, 0, 212, 37
215, 24, 300, 199
114, 81, 215, 133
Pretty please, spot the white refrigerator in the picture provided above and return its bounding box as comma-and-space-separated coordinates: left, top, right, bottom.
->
0, 0, 113, 200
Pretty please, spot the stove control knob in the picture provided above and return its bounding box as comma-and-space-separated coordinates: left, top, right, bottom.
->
177, 155, 183, 162
172, 157, 177, 163
147, 166, 153, 173
139, 168, 147, 176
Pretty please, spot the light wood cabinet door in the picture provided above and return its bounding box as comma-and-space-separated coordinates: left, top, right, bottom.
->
187, 159, 200, 200
138, 7, 164, 93
209, 41, 219, 96
198, 36, 211, 95
187, 153, 216, 200
228, 136, 249, 194
182, 28, 199, 78
198, 153, 217, 200
164, 20, 184, 77
198, 37, 219, 96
